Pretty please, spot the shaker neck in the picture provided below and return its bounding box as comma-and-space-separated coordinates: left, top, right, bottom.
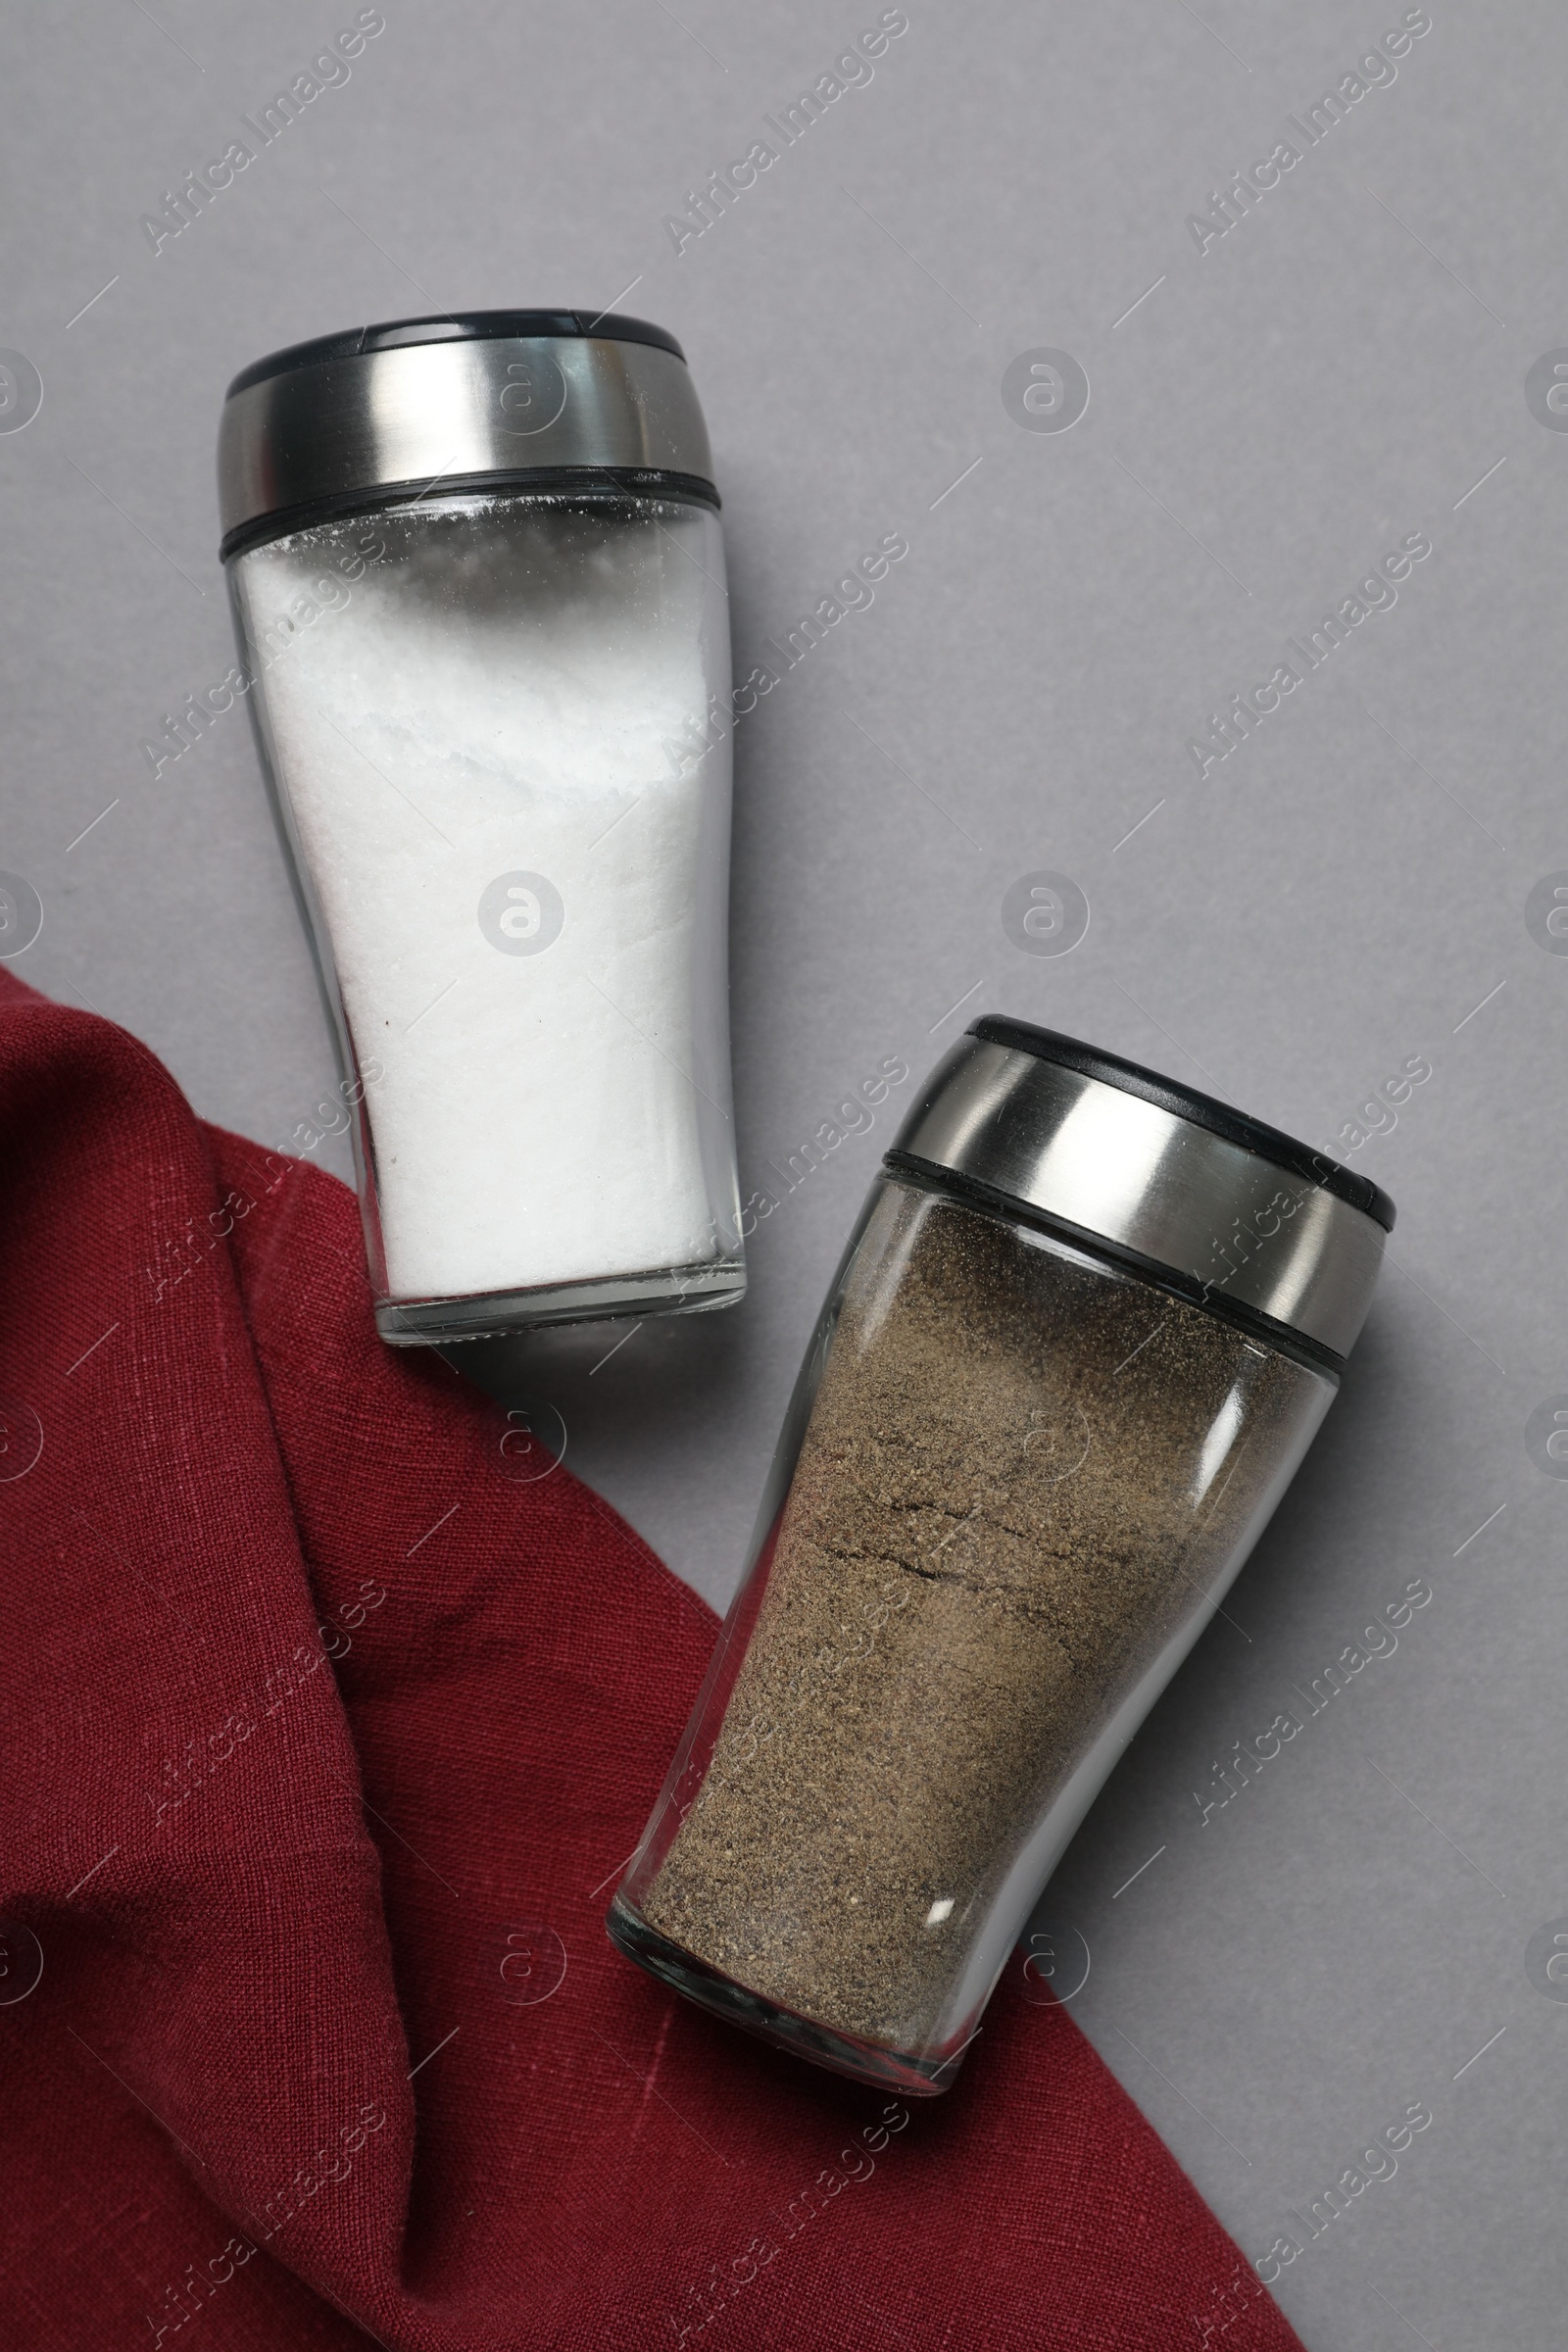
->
886, 1024, 1392, 1368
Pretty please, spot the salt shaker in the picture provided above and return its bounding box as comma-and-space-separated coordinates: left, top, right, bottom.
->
218, 311, 742, 1343
611, 1019, 1393, 2093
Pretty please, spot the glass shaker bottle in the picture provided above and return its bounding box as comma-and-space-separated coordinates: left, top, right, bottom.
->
611, 1018, 1393, 2093
218, 310, 742, 1344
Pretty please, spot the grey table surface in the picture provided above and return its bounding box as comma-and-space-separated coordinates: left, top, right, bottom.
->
4, 1, 1565, 2341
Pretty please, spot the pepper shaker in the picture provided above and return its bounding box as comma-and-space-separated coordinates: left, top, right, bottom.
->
612, 1019, 1392, 2093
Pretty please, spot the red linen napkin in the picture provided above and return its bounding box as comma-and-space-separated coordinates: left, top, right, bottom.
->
0, 969, 1300, 2351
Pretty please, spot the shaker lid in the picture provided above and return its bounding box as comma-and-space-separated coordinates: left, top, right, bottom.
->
885, 1017, 1395, 1367
218, 308, 716, 559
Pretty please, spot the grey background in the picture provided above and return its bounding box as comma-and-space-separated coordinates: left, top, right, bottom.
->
2, 1, 1564, 2342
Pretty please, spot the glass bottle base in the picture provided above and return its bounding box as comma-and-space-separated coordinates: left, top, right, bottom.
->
375, 1257, 747, 1346
605, 1894, 963, 2097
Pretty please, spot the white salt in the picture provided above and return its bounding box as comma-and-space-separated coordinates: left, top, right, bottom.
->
235, 495, 735, 1306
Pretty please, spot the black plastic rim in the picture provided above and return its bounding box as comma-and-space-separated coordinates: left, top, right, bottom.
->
224, 310, 686, 401
968, 1017, 1396, 1234
219, 466, 721, 564
885, 1152, 1348, 1376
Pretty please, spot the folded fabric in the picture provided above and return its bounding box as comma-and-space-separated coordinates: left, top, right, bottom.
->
0, 969, 1301, 2350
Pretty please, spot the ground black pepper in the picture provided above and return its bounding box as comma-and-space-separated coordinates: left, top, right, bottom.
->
643, 1180, 1324, 2055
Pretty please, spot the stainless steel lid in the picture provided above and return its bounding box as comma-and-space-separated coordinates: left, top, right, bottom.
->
886, 1018, 1394, 1366
218, 310, 716, 559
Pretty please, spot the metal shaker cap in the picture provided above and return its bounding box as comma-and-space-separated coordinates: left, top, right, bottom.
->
885, 1017, 1394, 1368
218, 309, 716, 560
